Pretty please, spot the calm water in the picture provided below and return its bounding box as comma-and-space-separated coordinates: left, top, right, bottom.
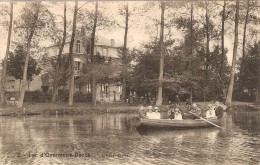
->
0, 112, 259, 165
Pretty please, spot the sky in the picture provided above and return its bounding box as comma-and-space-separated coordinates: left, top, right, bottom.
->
0, 1, 258, 65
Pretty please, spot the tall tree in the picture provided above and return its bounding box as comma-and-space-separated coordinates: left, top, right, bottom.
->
220, 0, 226, 80
17, 2, 44, 108
205, 1, 210, 79
0, 2, 13, 106
156, 2, 165, 106
121, 2, 129, 103
68, 1, 78, 106
189, 2, 194, 103
225, 0, 240, 106
90, 1, 98, 106
52, 2, 67, 103
239, 0, 250, 85
242, 0, 249, 62
257, 55, 260, 104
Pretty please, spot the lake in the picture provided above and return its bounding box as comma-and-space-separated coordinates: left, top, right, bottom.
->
0, 111, 259, 165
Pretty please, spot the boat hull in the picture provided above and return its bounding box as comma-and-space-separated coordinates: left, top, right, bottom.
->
131, 116, 219, 130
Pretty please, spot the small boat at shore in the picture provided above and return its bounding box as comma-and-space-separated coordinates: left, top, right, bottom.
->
131, 116, 219, 129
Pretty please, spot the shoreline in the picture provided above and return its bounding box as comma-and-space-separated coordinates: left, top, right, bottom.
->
0, 101, 256, 117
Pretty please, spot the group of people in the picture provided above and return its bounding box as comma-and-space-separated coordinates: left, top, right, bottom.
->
138, 101, 226, 120
167, 106, 183, 120
139, 106, 161, 119
186, 101, 225, 119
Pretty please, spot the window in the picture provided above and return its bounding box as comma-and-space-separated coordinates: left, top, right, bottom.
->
102, 48, 108, 56
118, 85, 122, 93
76, 40, 81, 53
86, 83, 91, 93
75, 61, 81, 71
101, 84, 109, 98
87, 45, 91, 54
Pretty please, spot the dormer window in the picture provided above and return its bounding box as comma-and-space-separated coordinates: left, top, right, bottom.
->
76, 40, 81, 53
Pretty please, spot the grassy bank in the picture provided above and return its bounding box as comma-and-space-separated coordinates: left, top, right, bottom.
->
0, 101, 255, 117
0, 102, 140, 116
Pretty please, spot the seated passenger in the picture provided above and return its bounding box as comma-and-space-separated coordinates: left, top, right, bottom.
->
188, 103, 202, 119
206, 104, 217, 119
151, 107, 161, 119
214, 101, 224, 119
138, 105, 146, 118
168, 107, 175, 119
174, 108, 182, 120
146, 106, 153, 119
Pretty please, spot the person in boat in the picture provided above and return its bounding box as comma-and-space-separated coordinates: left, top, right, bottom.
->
174, 108, 182, 120
190, 103, 202, 119
152, 106, 161, 119
205, 104, 217, 119
146, 106, 153, 119
138, 105, 146, 118
185, 98, 191, 107
214, 101, 224, 119
167, 106, 175, 119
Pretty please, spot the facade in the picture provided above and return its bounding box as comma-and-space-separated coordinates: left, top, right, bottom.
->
4, 31, 123, 102
42, 32, 122, 102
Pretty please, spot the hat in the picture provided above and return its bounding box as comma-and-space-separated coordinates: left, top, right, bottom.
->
148, 106, 153, 110
192, 103, 197, 107
154, 107, 159, 110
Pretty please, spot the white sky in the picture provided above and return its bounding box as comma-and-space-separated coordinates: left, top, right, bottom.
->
0, 1, 259, 65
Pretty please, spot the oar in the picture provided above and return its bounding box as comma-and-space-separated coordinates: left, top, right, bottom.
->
189, 112, 222, 129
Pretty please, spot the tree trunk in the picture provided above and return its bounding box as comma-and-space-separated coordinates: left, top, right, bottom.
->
0, 2, 13, 106
17, 30, 35, 108
17, 6, 39, 108
256, 57, 260, 104
92, 78, 96, 106
205, 2, 210, 79
220, 0, 226, 99
52, 2, 67, 103
68, 1, 78, 106
240, 0, 249, 81
221, 0, 226, 79
156, 2, 165, 106
189, 2, 193, 72
90, 2, 98, 106
225, 0, 239, 106
122, 2, 129, 103
189, 2, 194, 103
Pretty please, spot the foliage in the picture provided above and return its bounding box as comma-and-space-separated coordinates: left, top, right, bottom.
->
56, 90, 92, 102
235, 41, 260, 101
46, 55, 70, 88
24, 90, 52, 102
6, 45, 41, 81
78, 53, 120, 85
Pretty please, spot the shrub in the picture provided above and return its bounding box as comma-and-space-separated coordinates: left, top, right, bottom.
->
58, 90, 92, 102
24, 90, 52, 102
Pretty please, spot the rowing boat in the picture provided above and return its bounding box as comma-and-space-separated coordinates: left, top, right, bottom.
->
131, 116, 219, 129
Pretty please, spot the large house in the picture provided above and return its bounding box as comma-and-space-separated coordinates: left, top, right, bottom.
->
5, 31, 123, 102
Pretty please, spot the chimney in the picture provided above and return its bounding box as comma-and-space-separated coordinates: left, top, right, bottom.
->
111, 39, 115, 47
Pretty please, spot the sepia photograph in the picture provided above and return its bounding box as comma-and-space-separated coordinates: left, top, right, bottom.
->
0, 0, 259, 164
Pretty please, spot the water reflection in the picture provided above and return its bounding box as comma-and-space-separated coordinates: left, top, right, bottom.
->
0, 112, 259, 165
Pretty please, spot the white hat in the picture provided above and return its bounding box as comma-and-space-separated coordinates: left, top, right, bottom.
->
148, 106, 153, 110
154, 107, 159, 110
192, 103, 197, 107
